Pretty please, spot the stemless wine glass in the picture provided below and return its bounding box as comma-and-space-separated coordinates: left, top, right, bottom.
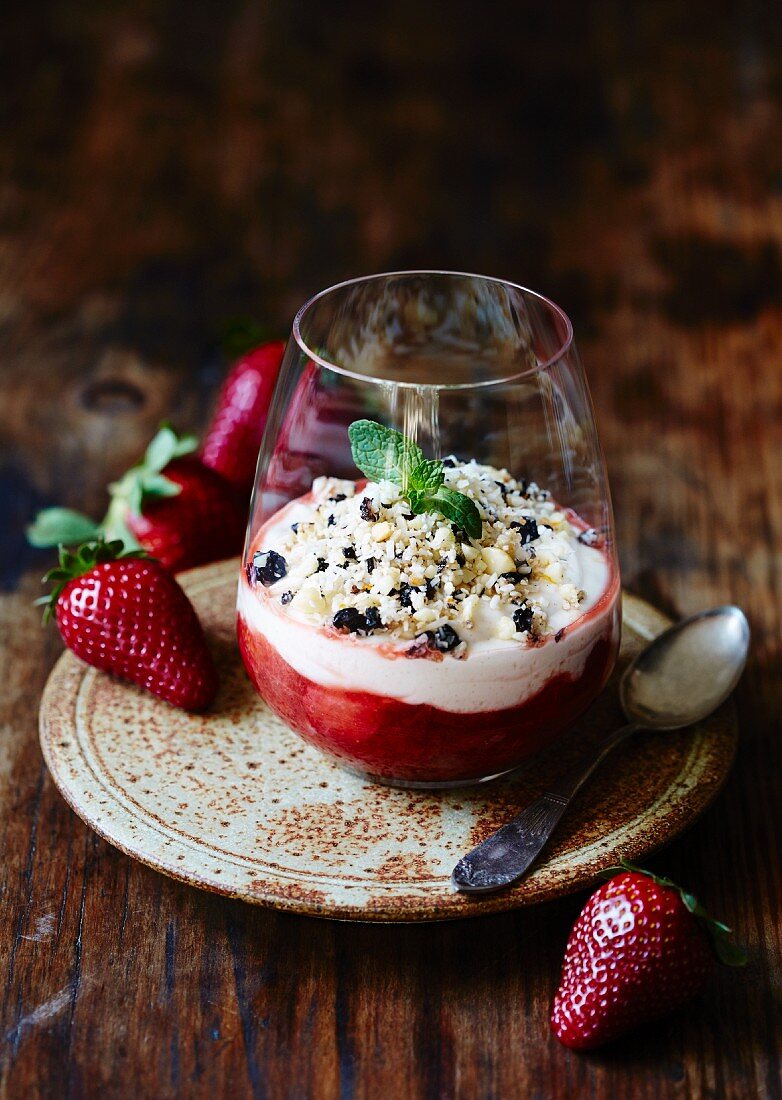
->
237, 272, 621, 788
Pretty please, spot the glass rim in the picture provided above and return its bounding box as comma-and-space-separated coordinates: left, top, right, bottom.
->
291, 269, 575, 390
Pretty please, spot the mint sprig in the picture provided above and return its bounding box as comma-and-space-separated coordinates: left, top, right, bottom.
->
348, 419, 482, 539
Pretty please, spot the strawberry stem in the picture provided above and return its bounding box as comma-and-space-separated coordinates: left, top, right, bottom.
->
27, 507, 103, 549
607, 859, 748, 967
39, 539, 148, 624
26, 423, 198, 552
106, 423, 197, 521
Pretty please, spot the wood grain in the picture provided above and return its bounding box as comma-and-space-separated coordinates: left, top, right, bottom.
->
1, 1, 780, 1097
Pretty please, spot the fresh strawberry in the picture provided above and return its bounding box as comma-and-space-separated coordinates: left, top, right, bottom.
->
200, 340, 286, 495
118, 454, 245, 572
551, 862, 746, 1050
41, 541, 218, 711
28, 425, 245, 573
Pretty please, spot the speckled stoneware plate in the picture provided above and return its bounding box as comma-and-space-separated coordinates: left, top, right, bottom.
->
39, 559, 738, 922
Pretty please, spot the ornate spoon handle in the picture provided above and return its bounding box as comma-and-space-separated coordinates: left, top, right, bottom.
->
451, 723, 639, 894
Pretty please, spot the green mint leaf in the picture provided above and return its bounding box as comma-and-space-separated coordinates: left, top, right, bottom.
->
348, 420, 424, 488
409, 457, 444, 494
348, 419, 480, 537
412, 485, 482, 539
27, 508, 103, 548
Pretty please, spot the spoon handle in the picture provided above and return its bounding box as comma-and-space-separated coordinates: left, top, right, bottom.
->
451, 722, 639, 894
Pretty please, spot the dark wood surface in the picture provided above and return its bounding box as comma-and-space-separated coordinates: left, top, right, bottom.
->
1, 3, 780, 1097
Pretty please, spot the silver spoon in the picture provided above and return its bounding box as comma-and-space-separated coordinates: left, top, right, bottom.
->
452, 605, 750, 894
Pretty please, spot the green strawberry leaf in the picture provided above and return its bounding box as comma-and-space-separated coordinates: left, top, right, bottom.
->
27, 508, 103, 548
219, 317, 277, 358
38, 539, 149, 623
107, 422, 194, 521
142, 473, 183, 499
144, 423, 198, 474
612, 859, 748, 968
348, 420, 424, 488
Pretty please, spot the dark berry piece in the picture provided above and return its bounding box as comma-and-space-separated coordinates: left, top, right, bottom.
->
554, 627, 566, 642
315, 558, 328, 573
399, 583, 416, 609
366, 556, 376, 574
517, 478, 528, 494
342, 546, 357, 560
329, 493, 347, 502
291, 522, 299, 534
431, 624, 461, 652
500, 571, 525, 583
251, 550, 287, 586
455, 552, 466, 567
402, 513, 414, 521
513, 603, 535, 634
332, 606, 382, 636
332, 607, 364, 633
495, 480, 508, 497
425, 577, 439, 600
442, 457, 457, 468
363, 607, 383, 632
327, 514, 336, 527
510, 518, 539, 544
360, 497, 377, 522
280, 591, 293, 605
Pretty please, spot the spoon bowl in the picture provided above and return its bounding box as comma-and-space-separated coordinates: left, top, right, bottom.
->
620, 605, 750, 729
452, 604, 750, 894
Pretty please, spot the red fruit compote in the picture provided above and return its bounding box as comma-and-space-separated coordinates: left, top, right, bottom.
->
238, 459, 620, 787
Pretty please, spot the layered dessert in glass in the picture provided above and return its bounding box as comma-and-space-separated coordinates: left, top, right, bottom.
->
239, 454, 620, 786
238, 271, 621, 787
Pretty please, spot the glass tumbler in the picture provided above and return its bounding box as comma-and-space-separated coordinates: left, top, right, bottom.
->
237, 271, 621, 788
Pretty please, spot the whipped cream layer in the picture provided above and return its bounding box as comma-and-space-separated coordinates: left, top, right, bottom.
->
238, 465, 619, 713
238, 571, 615, 713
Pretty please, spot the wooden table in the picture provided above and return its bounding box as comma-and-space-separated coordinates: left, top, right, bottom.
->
1, 3, 780, 1097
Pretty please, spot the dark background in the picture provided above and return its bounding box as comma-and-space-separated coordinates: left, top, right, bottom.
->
1, 2, 781, 1097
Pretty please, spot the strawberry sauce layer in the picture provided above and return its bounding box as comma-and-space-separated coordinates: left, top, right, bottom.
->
237, 590, 620, 784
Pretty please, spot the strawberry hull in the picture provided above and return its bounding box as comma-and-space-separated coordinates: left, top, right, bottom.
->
237, 609, 619, 785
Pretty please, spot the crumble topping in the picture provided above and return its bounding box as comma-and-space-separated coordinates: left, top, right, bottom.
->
248, 460, 596, 657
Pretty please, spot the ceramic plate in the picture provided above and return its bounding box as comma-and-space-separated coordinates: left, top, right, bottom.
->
39, 559, 737, 921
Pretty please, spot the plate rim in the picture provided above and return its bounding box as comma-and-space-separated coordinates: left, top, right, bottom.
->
39, 561, 738, 922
